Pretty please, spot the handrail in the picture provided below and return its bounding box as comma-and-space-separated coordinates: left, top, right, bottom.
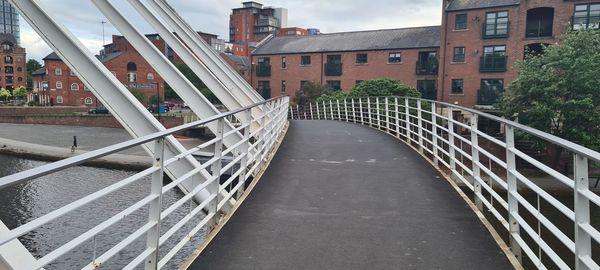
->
0, 96, 285, 189
290, 96, 600, 269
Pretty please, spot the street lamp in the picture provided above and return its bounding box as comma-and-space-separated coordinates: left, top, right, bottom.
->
153, 82, 160, 122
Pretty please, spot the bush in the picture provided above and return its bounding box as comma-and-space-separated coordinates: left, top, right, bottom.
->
348, 79, 421, 98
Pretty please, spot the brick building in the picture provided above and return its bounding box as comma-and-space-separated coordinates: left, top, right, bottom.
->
229, 2, 287, 45
0, 33, 25, 90
31, 31, 243, 107
439, 0, 599, 108
250, 27, 440, 99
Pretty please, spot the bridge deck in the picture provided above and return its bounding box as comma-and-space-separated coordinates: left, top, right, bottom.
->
189, 120, 512, 269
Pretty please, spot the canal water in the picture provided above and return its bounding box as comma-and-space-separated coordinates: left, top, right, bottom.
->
0, 154, 206, 269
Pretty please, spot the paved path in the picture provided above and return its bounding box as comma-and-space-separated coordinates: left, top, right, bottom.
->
189, 120, 513, 270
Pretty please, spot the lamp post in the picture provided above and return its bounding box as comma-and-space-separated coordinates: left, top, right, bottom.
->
153, 82, 160, 123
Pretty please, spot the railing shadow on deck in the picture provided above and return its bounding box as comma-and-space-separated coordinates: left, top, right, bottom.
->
0, 96, 289, 269
290, 97, 600, 270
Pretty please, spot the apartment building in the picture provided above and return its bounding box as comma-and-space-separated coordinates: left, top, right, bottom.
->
0, 33, 25, 90
250, 27, 440, 99
229, 2, 287, 45
439, 0, 599, 108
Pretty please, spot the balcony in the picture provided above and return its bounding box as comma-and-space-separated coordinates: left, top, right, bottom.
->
480, 55, 507, 72
255, 64, 271, 77
482, 22, 510, 39
416, 60, 438, 75
324, 62, 342, 76
478, 88, 503, 106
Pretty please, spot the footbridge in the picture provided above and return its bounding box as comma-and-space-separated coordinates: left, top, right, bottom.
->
0, 0, 599, 269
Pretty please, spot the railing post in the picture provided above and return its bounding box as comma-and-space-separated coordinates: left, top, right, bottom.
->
344, 99, 348, 122
351, 99, 356, 123
208, 118, 225, 232
237, 110, 252, 199
316, 101, 320, 120
289, 106, 294, 120
417, 100, 423, 153
359, 98, 364, 125
447, 108, 457, 172
367, 97, 372, 127
574, 153, 591, 270
322, 101, 326, 120
337, 99, 341, 121
145, 138, 165, 270
376, 97, 381, 129
505, 125, 522, 262
395, 97, 400, 138
385, 97, 390, 133
309, 103, 314, 120
470, 113, 483, 211
404, 98, 410, 143
329, 100, 334, 120
431, 103, 438, 166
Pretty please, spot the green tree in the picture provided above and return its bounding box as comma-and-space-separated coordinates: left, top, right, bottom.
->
12, 86, 27, 100
26, 59, 43, 90
164, 63, 218, 103
296, 81, 330, 103
347, 78, 421, 98
149, 95, 163, 105
128, 88, 145, 104
0, 88, 11, 101
499, 29, 600, 165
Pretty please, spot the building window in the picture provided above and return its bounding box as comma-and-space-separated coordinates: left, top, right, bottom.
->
526, 7, 554, 37
84, 97, 93, 105
479, 79, 504, 105
4, 56, 12, 64
300, 55, 311, 66
70, 83, 79, 91
258, 81, 270, 99
388, 52, 401, 63
55, 68, 62, 75
455, 14, 467, 30
127, 72, 137, 82
484, 45, 506, 56
16, 67, 21, 72
17, 77, 22, 82
451, 79, 464, 94
356, 53, 368, 64
1, 43, 10, 51
484, 11, 509, 38
416, 80, 437, 100
300, 80, 309, 89
326, 80, 341, 91
126, 62, 137, 71
281, 80, 286, 93
56, 81, 63, 89
573, 4, 600, 30
453, 47, 466, 63
56, 96, 63, 104
147, 73, 154, 80
281, 56, 287, 69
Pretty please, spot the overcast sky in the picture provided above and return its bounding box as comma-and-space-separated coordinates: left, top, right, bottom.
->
22, 0, 442, 62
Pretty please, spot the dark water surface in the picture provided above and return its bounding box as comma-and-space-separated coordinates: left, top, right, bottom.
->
0, 155, 206, 269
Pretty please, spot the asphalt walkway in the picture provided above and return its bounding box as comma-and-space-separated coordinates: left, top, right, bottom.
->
188, 120, 513, 269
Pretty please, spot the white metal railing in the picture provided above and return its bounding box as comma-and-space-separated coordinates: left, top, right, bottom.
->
290, 97, 600, 270
0, 96, 289, 270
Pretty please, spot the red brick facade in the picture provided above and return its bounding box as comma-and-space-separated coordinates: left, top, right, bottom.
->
250, 47, 439, 100
0, 41, 26, 90
439, 0, 594, 108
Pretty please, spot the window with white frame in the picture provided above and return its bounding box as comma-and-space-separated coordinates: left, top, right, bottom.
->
56, 96, 63, 104
147, 73, 154, 80
55, 68, 62, 75
127, 72, 137, 82
70, 83, 79, 91
84, 97, 93, 105
56, 81, 62, 89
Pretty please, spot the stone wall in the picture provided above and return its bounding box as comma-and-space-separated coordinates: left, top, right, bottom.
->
0, 114, 184, 129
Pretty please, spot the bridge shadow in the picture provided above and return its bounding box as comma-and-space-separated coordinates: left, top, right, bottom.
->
189, 120, 513, 269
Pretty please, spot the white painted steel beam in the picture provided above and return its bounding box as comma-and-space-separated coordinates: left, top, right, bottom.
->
122, 0, 259, 129
145, 0, 264, 103
91, 0, 248, 135
0, 221, 38, 269
8, 0, 232, 218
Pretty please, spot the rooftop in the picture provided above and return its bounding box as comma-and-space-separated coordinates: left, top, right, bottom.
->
252, 26, 441, 55
446, 0, 520, 11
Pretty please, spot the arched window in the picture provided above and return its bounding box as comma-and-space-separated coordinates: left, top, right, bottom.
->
526, 7, 554, 38
16, 67, 22, 72
84, 97, 93, 105
55, 68, 62, 75
56, 96, 63, 104
56, 81, 63, 89
17, 77, 22, 82
1, 43, 11, 51
147, 73, 154, 80
70, 83, 79, 91
126, 62, 137, 71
